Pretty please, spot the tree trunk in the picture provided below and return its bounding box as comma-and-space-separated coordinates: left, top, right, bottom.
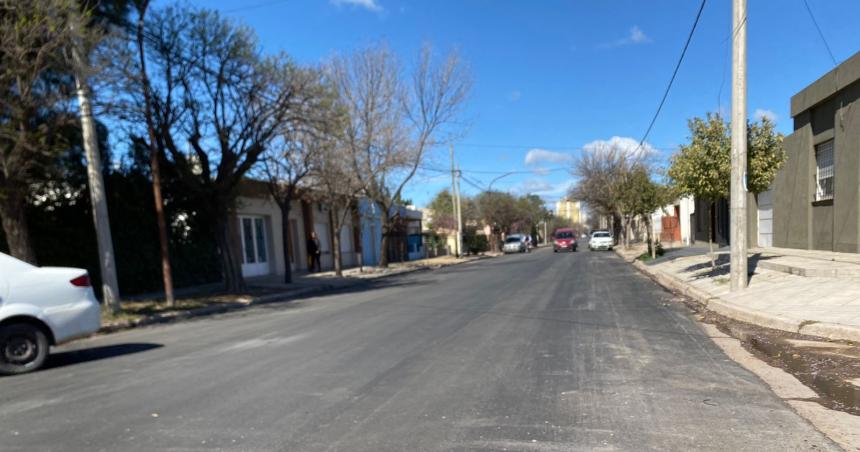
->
647, 217, 656, 259
330, 208, 343, 276
379, 213, 391, 268
0, 186, 37, 264
708, 202, 716, 269
137, 2, 175, 307
215, 212, 245, 292
279, 201, 293, 284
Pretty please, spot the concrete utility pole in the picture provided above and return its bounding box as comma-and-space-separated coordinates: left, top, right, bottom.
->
450, 145, 463, 257
730, 0, 748, 291
71, 41, 121, 313
455, 165, 464, 257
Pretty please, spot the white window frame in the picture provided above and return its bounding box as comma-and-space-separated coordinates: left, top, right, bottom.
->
815, 140, 834, 202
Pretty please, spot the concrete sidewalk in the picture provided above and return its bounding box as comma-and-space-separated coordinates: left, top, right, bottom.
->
618, 244, 860, 342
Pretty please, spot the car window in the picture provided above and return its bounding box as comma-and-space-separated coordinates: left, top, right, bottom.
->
593, 232, 610, 238
505, 237, 521, 243
555, 231, 573, 239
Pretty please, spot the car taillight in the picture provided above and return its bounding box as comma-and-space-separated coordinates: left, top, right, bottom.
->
70, 274, 90, 287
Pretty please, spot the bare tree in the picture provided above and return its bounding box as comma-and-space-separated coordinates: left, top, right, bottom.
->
260, 73, 337, 283
129, 5, 313, 292
311, 142, 362, 277
0, 0, 80, 263
571, 142, 650, 247
329, 44, 470, 267
133, 0, 175, 306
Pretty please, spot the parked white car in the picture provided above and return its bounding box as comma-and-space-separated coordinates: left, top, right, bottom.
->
0, 252, 101, 375
503, 234, 528, 254
588, 231, 614, 251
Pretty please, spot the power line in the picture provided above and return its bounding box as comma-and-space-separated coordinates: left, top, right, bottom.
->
419, 164, 570, 176
454, 142, 678, 152
636, 0, 707, 152
221, 0, 290, 14
801, 0, 837, 66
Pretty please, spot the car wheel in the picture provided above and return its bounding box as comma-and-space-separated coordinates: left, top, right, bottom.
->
0, 323, 49, 376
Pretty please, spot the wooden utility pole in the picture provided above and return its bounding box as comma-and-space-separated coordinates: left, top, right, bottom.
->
69, 20, 121, 314
730, 0, 748, 291
137, 1, 176, 306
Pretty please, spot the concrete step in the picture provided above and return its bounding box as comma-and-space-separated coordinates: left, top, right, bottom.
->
755, 256, 860, 278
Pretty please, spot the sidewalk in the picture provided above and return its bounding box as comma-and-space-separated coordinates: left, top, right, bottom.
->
101, 253, 494, 334
619, 245, 860, 342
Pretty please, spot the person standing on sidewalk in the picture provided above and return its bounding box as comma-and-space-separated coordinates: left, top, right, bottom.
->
307, 231, 321, 272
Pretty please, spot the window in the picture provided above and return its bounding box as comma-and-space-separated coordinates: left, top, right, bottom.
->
254, 218, 267, 263
815, 140, 834, 201
242, 218, 255, 263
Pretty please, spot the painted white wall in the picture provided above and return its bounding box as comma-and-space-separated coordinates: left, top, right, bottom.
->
678, 196, 695, 246
235, 196, 307, 276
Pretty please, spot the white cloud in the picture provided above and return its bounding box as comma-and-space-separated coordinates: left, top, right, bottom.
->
600, 25, 652, 48
629, 26, 650, 44
582, 136, 657, 159
517, 179, 572, 197
524, 148, 574, 165
753, 108, 778, 123
331, 0, 383, 12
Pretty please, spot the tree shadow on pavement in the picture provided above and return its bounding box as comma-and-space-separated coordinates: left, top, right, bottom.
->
683, 253, 773, 282
43, 343, 163, 370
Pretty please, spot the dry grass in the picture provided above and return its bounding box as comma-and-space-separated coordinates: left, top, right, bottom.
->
102, 293, 261, 325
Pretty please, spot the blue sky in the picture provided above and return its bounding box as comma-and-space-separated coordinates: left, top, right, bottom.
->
188, 0, 860, 208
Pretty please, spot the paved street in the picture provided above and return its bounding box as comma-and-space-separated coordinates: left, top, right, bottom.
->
0, 248, 839, 451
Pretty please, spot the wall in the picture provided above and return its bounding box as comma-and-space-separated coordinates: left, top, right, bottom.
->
773, 75, 860, 252
235, 196, 309, 276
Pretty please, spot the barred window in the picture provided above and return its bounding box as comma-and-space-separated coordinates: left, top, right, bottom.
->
815, 140, 834, 201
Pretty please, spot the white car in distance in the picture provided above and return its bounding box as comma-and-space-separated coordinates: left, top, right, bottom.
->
0, 252, 101, 375
588, 231, 614, 251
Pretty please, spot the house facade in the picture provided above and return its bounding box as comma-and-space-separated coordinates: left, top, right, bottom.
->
233, 181, 360, 279
770, 50, 860, 252
357, 199, 425, 266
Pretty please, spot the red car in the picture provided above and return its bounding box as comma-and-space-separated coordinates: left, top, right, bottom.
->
552, 228, 578, 252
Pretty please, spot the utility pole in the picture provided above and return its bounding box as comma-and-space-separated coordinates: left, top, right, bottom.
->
450, 144, 460, 257
70, 22, 121, 314
455, 164, 464, 258
543, 218, 548, 246
730, 0, 748, 291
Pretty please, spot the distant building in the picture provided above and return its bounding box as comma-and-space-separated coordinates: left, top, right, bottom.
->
555, 198, 585, 224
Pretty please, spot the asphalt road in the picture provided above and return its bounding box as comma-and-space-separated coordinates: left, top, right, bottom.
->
0, 248, 839, 451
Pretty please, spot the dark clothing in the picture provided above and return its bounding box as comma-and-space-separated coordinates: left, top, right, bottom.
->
307, 237, 321, 272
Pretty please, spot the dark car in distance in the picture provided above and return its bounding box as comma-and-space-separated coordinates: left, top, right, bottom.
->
552, 228, 577, 252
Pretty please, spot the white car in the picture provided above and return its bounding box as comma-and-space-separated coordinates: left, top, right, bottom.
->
0, 252, 101, 375
588, 231, 614, 251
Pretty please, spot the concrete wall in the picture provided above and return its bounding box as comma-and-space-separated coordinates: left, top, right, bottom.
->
772, 50, 860, 252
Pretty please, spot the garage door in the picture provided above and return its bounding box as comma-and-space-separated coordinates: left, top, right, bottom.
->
757, 190, 773, 248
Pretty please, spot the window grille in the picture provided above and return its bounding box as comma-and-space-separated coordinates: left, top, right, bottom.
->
815, 140, 834, 201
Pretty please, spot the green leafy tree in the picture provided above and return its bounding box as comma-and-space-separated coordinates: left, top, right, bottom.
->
668, 113, 730, 267
475, 191, 518, 251
747, 117, 785, 194
616, 165, 671, 258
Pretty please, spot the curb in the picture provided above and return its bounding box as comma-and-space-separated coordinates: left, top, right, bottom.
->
98, 285, 331, 334
98, 255, 495, 335
628, 257, 860, 343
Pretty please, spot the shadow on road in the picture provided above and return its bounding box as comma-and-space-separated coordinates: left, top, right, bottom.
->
44, 343, 163, 370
